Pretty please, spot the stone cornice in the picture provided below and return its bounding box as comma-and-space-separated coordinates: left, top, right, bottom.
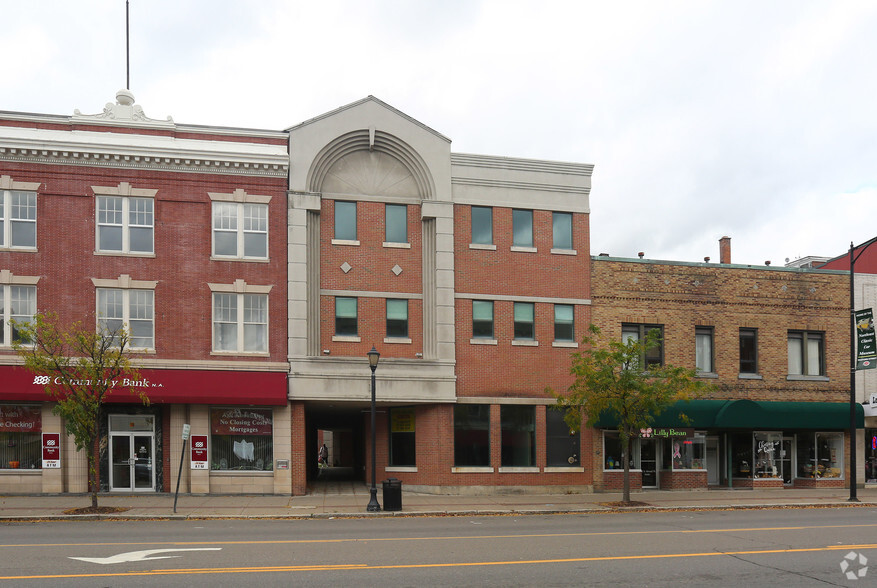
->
451, 152, 594, 176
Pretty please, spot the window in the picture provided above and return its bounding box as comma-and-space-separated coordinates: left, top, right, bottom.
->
389, 407, 416, 467
212, 202, 268, 259
97, 288, 154, 350
501, 405, 535, 467
753, 432, 782, 479
695, 327, 714, 373
512, 209, 533, 248
97, 196, 153, 254
210, 408, 273, 471
788, 330, 824, 376
471, 206, 493, 245
665, 433, 706, 470
622, 324, 664, 368
552, 212, 573, 250
546, 409, 580, 467
386, 299, 408, 338
603, 431, 636, 470
0, 406, 41, 470
554, 304, 574, 342
454, 404, 490, 467
514, 302, 535, 340
0, 190, 36, 249
335, 297, 358, 336
212, 293, 268, 353
385, 204, 407, 244
798, 432, 843, 479
472, 300, 494, 339
739, 328, 758, 374
0, 284, 36, 346
334, 201, 357, 241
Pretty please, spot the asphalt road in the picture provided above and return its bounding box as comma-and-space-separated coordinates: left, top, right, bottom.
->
2, 507, 876, 587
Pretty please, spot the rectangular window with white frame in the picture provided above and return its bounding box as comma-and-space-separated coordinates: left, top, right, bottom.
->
97, 196, 154, 254
0, 189, 37, 250
554, 304, 575, 342
335, 296, 358, 337
212, 202, 268, 259
695, 327, 714, 373
386, 299, 408, 339
212, 292, 268, 353
788, 330, 824, 376
384, 204, 407, 244
97, 288, 154, 350
513, 302, 535, 340
472, 300, 494, 339
0, 284, 36, 346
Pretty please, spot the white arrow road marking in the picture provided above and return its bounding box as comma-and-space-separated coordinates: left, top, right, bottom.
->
70, 548, 222, 565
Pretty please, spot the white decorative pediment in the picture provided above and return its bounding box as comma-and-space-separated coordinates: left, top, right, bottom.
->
72, 90, 174, 129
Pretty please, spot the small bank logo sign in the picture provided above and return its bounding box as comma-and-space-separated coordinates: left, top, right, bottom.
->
840, 551, 868, 581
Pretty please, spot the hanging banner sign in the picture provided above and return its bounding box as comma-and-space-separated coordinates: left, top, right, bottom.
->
42, 433, 61, 469
856, 309, 877, 370
0, 406, 41, 432
190, 435, 208, 469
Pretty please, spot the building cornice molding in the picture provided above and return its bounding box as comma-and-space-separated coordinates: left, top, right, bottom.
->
450, 175, 591, 196
451, 152, 594, 176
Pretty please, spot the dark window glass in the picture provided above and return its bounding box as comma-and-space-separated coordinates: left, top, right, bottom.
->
546, 409, 580, 467
454, 405, 490, 467
385, 204, 407, 243
389, 407, 416, 467
554, 304, 574, 341
739, 328, 757, 373
472, 300, 494, 338
471, 206, 493, 245
334, 201, 356, 241
512, 209, 533, 247
386, 299, 408, 338
552, 212, 573, 250
622, 324, 664, 367
501, 405, 535, 467
514, 302, 535, 339
335, 297, 357, 335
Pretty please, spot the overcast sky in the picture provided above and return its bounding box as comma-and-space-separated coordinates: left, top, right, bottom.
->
4, 0, 876, 266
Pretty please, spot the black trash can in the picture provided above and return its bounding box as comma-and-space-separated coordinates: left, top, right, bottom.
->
382, 478, 402, 511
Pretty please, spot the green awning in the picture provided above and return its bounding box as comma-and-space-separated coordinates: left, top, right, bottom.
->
596, 399, 864, 430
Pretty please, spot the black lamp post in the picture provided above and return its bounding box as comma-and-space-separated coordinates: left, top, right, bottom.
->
848, 236, 877, 502
367, 346, 381, 512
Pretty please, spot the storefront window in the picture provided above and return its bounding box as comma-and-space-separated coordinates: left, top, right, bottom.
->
730, 432, 752, 477
603, 431, 637, 470
500, 405, 535, 467
671, 434, 706, 470
797, 432, 843, 479
389, 407, 415, 467
866, 429, 877, 483
210, 408, 273, 471
454, 405, 490, 467
546, 409, 580, 467
0, 406, 41, 469
754, 432, 782, 478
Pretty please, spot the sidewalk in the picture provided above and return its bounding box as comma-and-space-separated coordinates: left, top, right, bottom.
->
1, 485, 875, 520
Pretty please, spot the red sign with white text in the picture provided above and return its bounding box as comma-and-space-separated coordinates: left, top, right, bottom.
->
42, 433, 61, 468
190, 435, 208, 469
1, 405, 41, 433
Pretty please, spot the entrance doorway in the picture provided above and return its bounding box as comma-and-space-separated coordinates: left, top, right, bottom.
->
108, 415, 155, 492
641, 438, 658, 488
781, 437, 794, 484
706, 436, 720, 485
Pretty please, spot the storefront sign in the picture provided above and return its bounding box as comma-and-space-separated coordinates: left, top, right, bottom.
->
856, 309, 877, 370
42, 433, 60, 469
640, 427, 693, 439
210, 408, 272, 436
190, 435, 208, 469
0, 406, 41, 432
391, 408, 415, 433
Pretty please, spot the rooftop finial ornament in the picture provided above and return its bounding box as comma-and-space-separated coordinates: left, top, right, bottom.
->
72, 91, 174, 127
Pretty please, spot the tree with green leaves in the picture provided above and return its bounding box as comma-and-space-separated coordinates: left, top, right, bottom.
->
13, 312, 148, 509
551, 325, 715, 504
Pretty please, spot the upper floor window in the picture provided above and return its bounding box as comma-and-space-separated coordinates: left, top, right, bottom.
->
0, 283, 36, 346
335, 296, 358, 336
514, 302, 535, 340
385, 204, 407, 244
739, 328, 758, 374
0, 188, 37, 250
472, 300, 494, 339
554, 304, 575, 342
512, 209, 533, 248
695, 327, 714, 373
97, 288, 154, 350
334, 201, 357, 242
212, 202, 268, 259
471, 206, 493, 245
788, 330, 824, 376
622, 323, 664, 368
552, 212, 573, 250
97, 196, 154, 254
386, 299, 408, 338
208, 279, 271, 354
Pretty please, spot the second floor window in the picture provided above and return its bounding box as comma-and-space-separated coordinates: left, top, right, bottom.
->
622, 323, 664, 368
212, 202, 268, 259
512, 209, 533, 248
1, 190, 36, 249
739, 328, 758, 374
788, 330, 824, 376
695, 327, 714, 373
0, 284, 36, 346
97, 196, 154, 254
97, 288, 154, 350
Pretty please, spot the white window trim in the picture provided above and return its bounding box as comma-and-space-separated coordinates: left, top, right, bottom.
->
510, 246, 537, 253
0, 175, 41, 251
209, 190, 271, 261
469, 243, 497, 251
0, 271, 39, 347
209, 281, 271, 355
550, 248, 577, 256
94, 191, 156, 256
92, 275, 157, 352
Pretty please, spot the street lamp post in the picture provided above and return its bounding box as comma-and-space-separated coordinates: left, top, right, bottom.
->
848, 236, 877, 502
367, 346, 381, 512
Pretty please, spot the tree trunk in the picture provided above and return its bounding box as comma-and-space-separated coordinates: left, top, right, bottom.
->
89, 438, 98, 509
622, 435, 631, 504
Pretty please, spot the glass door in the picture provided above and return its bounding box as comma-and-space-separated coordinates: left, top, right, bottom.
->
641, 438, 658, 488
110, 434, 132, 490
108, 415, 156, 492
781, 437, 793, 485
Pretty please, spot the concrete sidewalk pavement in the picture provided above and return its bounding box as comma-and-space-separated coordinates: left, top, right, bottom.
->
1, 485, 876, 520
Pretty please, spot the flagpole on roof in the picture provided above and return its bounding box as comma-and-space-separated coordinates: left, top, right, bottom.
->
126, 0, 130, 90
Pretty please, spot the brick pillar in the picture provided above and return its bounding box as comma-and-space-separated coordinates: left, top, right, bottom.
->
719, 236, 731, 264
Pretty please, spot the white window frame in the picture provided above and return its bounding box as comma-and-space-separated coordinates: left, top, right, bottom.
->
209, 280, 272, 354
92, 275, 158, 351
92, 183, 157, 256
0, 176, 40, 251
209, 190, 271, 261
0, 271, 39, 347
788, 330, 824, 377
695, 327, 714, 374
